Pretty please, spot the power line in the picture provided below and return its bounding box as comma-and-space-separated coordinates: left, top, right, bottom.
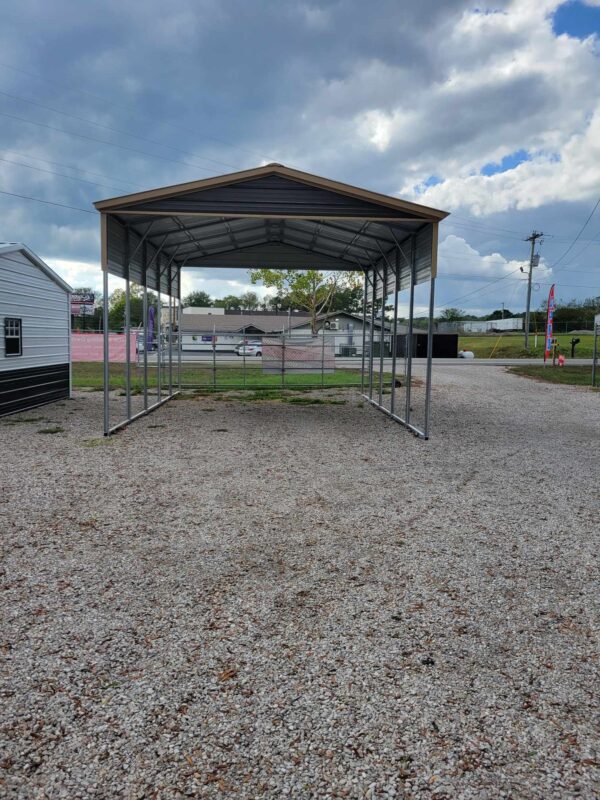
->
0, 110, 225, 178
1, 149, 144, 190
550, 195, 600, 270
0, 59, 277, 165
442, 267, 523, 306
0, 188, 95, 214
0, 89, 243, 172
0, 155, 138, 194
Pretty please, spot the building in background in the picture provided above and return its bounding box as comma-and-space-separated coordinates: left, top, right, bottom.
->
0, 243, 72, 416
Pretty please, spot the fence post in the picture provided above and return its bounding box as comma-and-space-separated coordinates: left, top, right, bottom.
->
212, 325, 216, 390
281, 329, 285, 389
321, 329, 325, 389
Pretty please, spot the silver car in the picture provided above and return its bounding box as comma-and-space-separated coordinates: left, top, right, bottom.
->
234, 340, 262, 357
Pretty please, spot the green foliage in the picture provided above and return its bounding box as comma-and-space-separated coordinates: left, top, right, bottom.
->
249, 269, 360, 331
214, 294, 243, 310
239, 291, 260, 310
183, 290, 212, 307
439, 307, 466, 321
108, 285, 157, 330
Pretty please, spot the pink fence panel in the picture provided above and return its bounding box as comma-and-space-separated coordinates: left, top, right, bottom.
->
71, 332, 137, 362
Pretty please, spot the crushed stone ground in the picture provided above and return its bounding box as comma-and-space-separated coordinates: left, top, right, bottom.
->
1, 366, 599, 799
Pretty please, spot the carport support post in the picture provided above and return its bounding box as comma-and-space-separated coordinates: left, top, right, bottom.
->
379, 261, 387, 406
177, 271, 182, 391
168, 274, 173, 396
405, 237, 416, 425
592, 321, 598, 387
360, 271, 367, 395
142, 242, 148, 411
390, 250, 400, 416
369, 268, 376, 399
102, 266, 109, 436
157, 287, 162, 403
424, 276, 436, 439
124, 229, 131, 421
321, 326, 325, 389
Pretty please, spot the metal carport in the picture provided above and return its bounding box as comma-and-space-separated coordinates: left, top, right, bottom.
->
94, 163, 448, 438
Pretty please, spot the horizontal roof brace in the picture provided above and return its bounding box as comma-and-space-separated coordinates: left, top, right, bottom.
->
110, 210, 431, 223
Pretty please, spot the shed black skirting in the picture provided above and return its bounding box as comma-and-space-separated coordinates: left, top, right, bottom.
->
0, 363, 70, 417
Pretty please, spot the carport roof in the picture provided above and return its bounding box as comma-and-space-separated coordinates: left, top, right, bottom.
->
96, 164, 449, 296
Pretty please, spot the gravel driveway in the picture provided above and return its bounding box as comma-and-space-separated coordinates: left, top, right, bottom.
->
1, 366, 599, 799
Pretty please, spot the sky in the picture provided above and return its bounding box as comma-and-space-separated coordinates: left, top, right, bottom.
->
0, 0, 599, 317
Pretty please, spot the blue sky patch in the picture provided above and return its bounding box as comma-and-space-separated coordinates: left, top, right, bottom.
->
553, 1, 600, 39
480, 149, 530, 176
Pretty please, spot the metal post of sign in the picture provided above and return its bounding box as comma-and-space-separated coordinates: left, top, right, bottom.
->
378, 260, 387, 405
390, 249, 400, 416
405, 236, 416, 424
424, 276, 436, 439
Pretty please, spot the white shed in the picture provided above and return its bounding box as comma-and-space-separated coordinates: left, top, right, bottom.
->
0, 243, 72, 417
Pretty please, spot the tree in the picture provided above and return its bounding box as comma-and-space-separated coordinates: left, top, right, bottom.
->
239, 290, 260, 310
328, 284, 364, 314
249, 269, 360, 332
108, 285, 157, 331
214, 294, 242, 310
487, 308, 514, 320
439, 307, 465, 322
183, 290, 212, 307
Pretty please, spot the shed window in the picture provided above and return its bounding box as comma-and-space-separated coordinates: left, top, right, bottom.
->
4, 317, 22, 357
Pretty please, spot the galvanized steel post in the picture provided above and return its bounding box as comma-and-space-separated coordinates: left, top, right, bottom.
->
157, 286, 162, 403
379, 260, 387, 406
141, 240, 148, 411
369, 268, 376, 399
103, 267, 109, 435
405, 236, 416, 424
424, 276, 436, 439
360, 272, 367, 395
390, 249, 400, 416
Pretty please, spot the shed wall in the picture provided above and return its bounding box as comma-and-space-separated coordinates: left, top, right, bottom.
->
0, 251, 70, 371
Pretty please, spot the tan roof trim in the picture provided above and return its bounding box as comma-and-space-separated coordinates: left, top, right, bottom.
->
93, 163, 449, 221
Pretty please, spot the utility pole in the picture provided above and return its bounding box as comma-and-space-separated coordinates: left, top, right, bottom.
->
523, 231, 543, 350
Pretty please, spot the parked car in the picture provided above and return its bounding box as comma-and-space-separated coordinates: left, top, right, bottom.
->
234, 340, 262, 357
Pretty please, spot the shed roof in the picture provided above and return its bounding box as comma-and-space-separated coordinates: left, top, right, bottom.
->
180, 309, 391, 334
0, 243, 72, 293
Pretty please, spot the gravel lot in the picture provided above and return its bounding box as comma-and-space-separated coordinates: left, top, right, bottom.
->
1, 366, 599, 799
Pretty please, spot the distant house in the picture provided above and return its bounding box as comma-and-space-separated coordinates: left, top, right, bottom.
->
180, 309, 393, 355
0, 243, 72, 416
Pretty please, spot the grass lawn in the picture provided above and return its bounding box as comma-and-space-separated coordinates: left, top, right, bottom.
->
508, 365, 598, 387
459, 333, 595, 359
72, 361, 388, 391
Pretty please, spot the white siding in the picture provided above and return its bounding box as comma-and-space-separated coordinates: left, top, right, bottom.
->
0, 250, 70, 370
